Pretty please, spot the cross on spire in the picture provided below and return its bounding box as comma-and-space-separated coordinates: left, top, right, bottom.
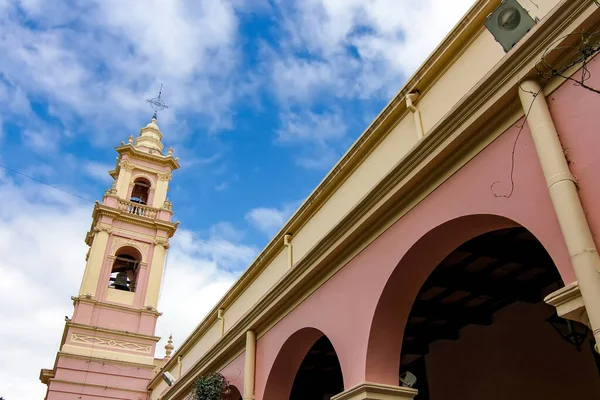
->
146, 84, 169, 120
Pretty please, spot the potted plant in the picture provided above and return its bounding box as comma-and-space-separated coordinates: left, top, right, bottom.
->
194, 372, 231, 400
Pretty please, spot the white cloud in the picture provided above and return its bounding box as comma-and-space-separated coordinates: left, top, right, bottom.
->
82, 161, 114, 184
0, 172, 256, 400
276, 109, 346, 144
0, 174, 90, 400
276, 109, 347, 169
215, 181, 230, 191
245, 201, 300, 237
264, 0, 476, 167
155, 228, 257, 357
267, 0, 476, 102
22, 128, 61, 153
0, 0, 247, 141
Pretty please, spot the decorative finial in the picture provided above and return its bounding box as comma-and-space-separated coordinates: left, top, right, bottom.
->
165, 334, 174, 358
167, 147, 174, 156
104, 181, 117, 197
127, 135, 134, 144
146, 83, 169, 120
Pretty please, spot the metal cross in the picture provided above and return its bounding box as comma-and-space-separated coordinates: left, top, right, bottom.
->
146, 84, 169, 119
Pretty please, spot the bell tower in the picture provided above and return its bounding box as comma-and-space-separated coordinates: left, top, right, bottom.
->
40, 117, 179, 400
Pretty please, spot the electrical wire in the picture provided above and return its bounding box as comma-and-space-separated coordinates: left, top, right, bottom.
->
0, 162, 95, 202
491, 26, 600, 198
490, 82, 546, 198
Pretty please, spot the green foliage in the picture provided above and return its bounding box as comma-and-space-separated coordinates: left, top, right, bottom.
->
194, 372, 230, 400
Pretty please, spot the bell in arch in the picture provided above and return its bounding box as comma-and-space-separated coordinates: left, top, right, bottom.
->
113, 271, 130, 291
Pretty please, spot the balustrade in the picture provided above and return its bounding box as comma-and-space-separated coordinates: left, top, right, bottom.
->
117, 199, 158, 219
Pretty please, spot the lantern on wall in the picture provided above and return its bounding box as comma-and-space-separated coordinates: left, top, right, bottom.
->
546, 312, 589, 351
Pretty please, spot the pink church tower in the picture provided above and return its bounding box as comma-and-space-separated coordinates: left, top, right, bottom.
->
40, 116, 179, 399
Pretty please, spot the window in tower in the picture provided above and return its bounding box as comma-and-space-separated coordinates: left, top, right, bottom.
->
130, 178, 151, 205
109, 251, 140, 292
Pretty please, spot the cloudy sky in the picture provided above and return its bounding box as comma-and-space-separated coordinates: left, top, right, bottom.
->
0, 0, 476, 398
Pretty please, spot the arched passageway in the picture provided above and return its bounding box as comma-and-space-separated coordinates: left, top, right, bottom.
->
398, 227, 600, 399
263, 328, 344, 400
290, 335, 344, 400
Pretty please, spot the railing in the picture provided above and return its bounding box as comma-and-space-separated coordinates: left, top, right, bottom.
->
117, 199, 158, 219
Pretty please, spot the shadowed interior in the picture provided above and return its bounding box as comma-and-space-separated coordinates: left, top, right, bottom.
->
400, 227, 600, 399
290, 335, 344, 400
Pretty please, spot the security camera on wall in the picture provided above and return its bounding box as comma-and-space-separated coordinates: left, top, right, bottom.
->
162, 371, 176, 386
484, 0, 536, 52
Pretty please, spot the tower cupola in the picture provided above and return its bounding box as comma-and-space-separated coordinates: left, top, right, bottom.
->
135, 117, 164, 153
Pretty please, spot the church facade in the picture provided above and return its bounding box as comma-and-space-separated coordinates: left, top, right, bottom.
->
42, 0, 600, 399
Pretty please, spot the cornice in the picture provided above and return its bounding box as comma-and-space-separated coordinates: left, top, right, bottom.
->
57, 351, 157, 370
66, 321, 161, 342
115, 144, 180, 169
332, 382, 418, 400
48, 378, 148, 393
71, 295, 163, 317
544, 281, 582, 307
149, 0, 595, 394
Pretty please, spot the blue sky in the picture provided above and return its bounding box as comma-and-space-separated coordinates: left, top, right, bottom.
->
0, 0, 476, 398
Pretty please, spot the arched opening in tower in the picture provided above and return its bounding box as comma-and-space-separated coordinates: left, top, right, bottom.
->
130, 177, 151, 205
109, 250, 141, 292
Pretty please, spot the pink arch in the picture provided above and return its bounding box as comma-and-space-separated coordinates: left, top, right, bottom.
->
262, 327, 343, 400
364, 213, 568, 385
114, 245, 143, 262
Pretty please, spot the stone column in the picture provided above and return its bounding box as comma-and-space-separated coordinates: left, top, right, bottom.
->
331, 383, 417, 400
152, 171, 171, 208
144, 239, 168, 309
244, 330, 256, 400
519, 79, 600, 349
116, 160, 134, 198
78, 225, 111, 297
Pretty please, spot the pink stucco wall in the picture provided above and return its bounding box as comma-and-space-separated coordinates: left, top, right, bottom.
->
47, 355, 154, 399
72, 301, 158, 337
548, 66, 600, 247
221, 351, 246, 397
233, 60, 600, 399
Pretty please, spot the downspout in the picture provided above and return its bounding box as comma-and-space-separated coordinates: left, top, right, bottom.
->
519, 80, 600, 351
405, 91, 425, 139
217, 308, 225, 336
284, 233, 293, 269
243, 330, 256, 400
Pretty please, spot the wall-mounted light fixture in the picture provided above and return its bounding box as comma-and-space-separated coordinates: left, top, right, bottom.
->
546, 312, 589, 351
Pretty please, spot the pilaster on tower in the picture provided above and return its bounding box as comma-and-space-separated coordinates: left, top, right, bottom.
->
41, 116, 181, 400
